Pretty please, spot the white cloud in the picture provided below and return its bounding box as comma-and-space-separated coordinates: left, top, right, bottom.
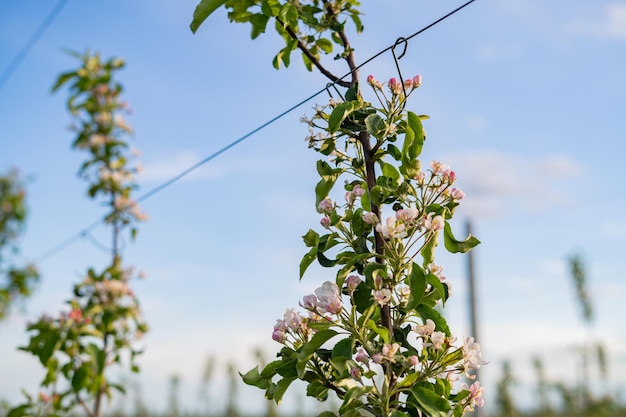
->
443, 151, 584, 217
567, 3, 626, 42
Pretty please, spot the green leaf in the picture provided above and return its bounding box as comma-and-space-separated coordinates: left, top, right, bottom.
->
380, 161, 401, 185
272, 376, 297, 403
317, 250, 338, 267
241, 366, 271, 389
317, 412, 337, 417
328, 101, 361, 133
332, 337, 354, 360
345, 82, 359, 102
404, 111, 425, 160
316, 38, 333, 54
369, 185, 387, 206
280, 3, 298, 28
421, 233, 438, 266
410, 386, 451, 417
406, 263, 426, 310
51, 71, 76, 92
302, 229, 320, 247
190, 0, 227, 33
365, 113, 386, 138
443, 221, 480, 253
300, 329, 338, 359
308, 380, 329, 401
315, 176, 338, 208
363, 262, 387, 283
367, 320, 390, 344
426, 273, 448, 306
71, 364, 89, 392
250, 13, 270, 39
261, 0, 281, 16
353, 283, 372, 313
7, 404, 30, 417
300, 247, 317, 279
416, 304, 451, 336
396, 371, 421, 390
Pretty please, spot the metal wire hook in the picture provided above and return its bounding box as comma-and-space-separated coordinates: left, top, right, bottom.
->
391, 37, 409, 109
325, 82, 345, 102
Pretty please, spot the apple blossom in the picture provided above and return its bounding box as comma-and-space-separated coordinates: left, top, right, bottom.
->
346, 275, 362, 293
362, 211, 378, 225
317, 197, 333, 214
376, 216, 407, 239
431, 331, 445, 349
320, 215, 331, 229
355, 348, 369, 364
415, 319, 436, 337
374, 288, 392, 306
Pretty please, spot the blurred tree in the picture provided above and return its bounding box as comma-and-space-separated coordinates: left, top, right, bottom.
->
225, 363, 239, 417
198, 355, 216, 417
167, 375, 181, 417
253, 348, 278, 417
493, 360, 518, 417
531, 357, 554, 417
0, 169, 39, 320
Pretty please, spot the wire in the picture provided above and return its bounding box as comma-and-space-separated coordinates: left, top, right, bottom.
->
33, 0, 478, 263
0, 0, 70, 92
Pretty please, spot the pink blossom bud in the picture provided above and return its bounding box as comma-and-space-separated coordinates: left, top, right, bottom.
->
355, 348, 369, 363
450, 187, 465, 201
320, 216, 331, 229
367, 74, 376, 85
430, 215, 444, 231
317, 198, 333, 214
372, 353, 384, 364
68, 308, 82, 322
362, 212, 379, 225
353, 184, 365, 197
349, 366, 362, 381
412, 75, 422, 88
272, 329, 286, 343
346, 275, 362, 293
388, 77, 401, 94
409, 355, 419, 366
404, 79, 413, 90
300, 294, 317, 310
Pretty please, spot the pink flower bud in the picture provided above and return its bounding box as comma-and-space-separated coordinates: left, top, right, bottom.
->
412, 74, 422, 88
409, 355, 419, 366
317, 198, 333, 214
272, 329, 286, 343
346, 275, 362, 293
388, 77, 401, 94
450, 187, 465, 201
300, 294, 317, 310
320, 216, 331, 229
349, 366, 362, 380
362, 212, 379, 225
355, 348, 369, 363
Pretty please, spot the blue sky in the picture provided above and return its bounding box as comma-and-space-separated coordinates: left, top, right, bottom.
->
1, 0, 625, 414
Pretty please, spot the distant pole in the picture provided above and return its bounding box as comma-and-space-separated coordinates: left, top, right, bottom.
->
466, 219, 481, 416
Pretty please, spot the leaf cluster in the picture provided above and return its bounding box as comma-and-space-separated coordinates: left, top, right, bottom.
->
0, 170, 39, 320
